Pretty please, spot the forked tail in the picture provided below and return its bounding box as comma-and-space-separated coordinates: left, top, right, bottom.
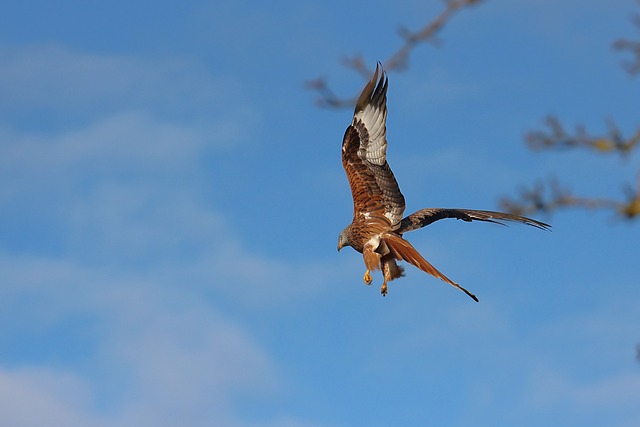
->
383, 234, 479, 302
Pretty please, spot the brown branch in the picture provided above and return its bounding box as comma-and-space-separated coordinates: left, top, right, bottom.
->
614, 0, 640, 75
614, 38, 640, 75
506, 5, 640, 222
500, 174, 640, 220
304, 78, 357, 108
387, 0, 485, 71
306, 0, 485, 108
525, 116, 640, 157
505, 117, 640, 220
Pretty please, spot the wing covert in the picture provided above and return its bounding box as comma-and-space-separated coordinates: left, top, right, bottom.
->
341, 64, 405, 226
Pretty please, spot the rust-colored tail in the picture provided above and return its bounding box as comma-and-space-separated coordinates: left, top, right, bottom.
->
384, 234, 479, 302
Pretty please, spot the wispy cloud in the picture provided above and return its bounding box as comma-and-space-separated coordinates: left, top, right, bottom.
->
0, 44, 252, 123
0, 249, 291, 426
0, 367, 103, 427
0, 41, 343, 427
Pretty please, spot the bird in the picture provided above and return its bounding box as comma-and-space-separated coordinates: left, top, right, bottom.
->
337, 64, 550, 301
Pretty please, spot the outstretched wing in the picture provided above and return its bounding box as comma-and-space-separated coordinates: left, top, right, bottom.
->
341, 64, 405, 226
398, 208, 551, 234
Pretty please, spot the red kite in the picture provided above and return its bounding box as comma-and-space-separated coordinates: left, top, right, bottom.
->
337, 65, 550, 300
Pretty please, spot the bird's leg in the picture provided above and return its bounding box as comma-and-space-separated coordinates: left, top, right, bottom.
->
380, 280, 388, 297
379, 259, 396, 297
363, 270, 373, 285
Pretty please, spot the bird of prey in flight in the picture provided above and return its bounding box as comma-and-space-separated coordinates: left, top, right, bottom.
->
337, 64, 550, 301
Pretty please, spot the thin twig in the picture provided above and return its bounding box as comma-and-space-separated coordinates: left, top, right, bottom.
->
526, 116, 640, 157
306, 0, 485, 108
500, 174, 640, 220
614, 0, 640, 75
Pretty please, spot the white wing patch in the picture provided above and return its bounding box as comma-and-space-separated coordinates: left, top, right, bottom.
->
365, 235, 381, 252
384, 211, 397, 223
354, 103, 387, 166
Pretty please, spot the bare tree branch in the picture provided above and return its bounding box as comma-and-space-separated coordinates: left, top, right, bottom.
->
614, 0, 640, 75
502, 3, 640, 221
306, 0, 485, 108
309, 0, 640, 222
500, 174, 640, 220
525, 116, 640, 157
388, 0, 485, 71
505, 110, 640, 222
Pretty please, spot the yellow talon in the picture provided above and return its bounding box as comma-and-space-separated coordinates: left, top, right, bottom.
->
380, 282, 388, 296
363, 270, 373, 285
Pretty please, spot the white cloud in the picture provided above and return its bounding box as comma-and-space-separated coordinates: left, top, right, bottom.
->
0, 251, 282, 427
0, 99, 340, 306
0, 368, 104, 427
101, 284, 279, 426
0, 43, 250, 121
0, 40, 341, 427
526, 368, 640, 424
0, 112, 208, 199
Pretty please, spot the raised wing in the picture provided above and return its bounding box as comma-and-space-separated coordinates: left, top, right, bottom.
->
341, 64, 405, 226
398, 208, 551, 234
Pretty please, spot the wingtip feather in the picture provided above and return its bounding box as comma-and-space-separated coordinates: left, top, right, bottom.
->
354, 63, 387, 114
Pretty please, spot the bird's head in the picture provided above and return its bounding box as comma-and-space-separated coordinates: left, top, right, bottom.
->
337, 226, 352, 252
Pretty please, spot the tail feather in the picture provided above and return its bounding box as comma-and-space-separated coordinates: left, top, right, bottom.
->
384, 234, 479, 302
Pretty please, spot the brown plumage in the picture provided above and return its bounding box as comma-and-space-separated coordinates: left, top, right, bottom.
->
337, 64, 550, 301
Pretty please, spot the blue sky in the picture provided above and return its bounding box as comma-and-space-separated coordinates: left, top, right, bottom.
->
1, 0, 639, 426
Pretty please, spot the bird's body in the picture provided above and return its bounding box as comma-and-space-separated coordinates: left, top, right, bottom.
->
337, 64, 550, 300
